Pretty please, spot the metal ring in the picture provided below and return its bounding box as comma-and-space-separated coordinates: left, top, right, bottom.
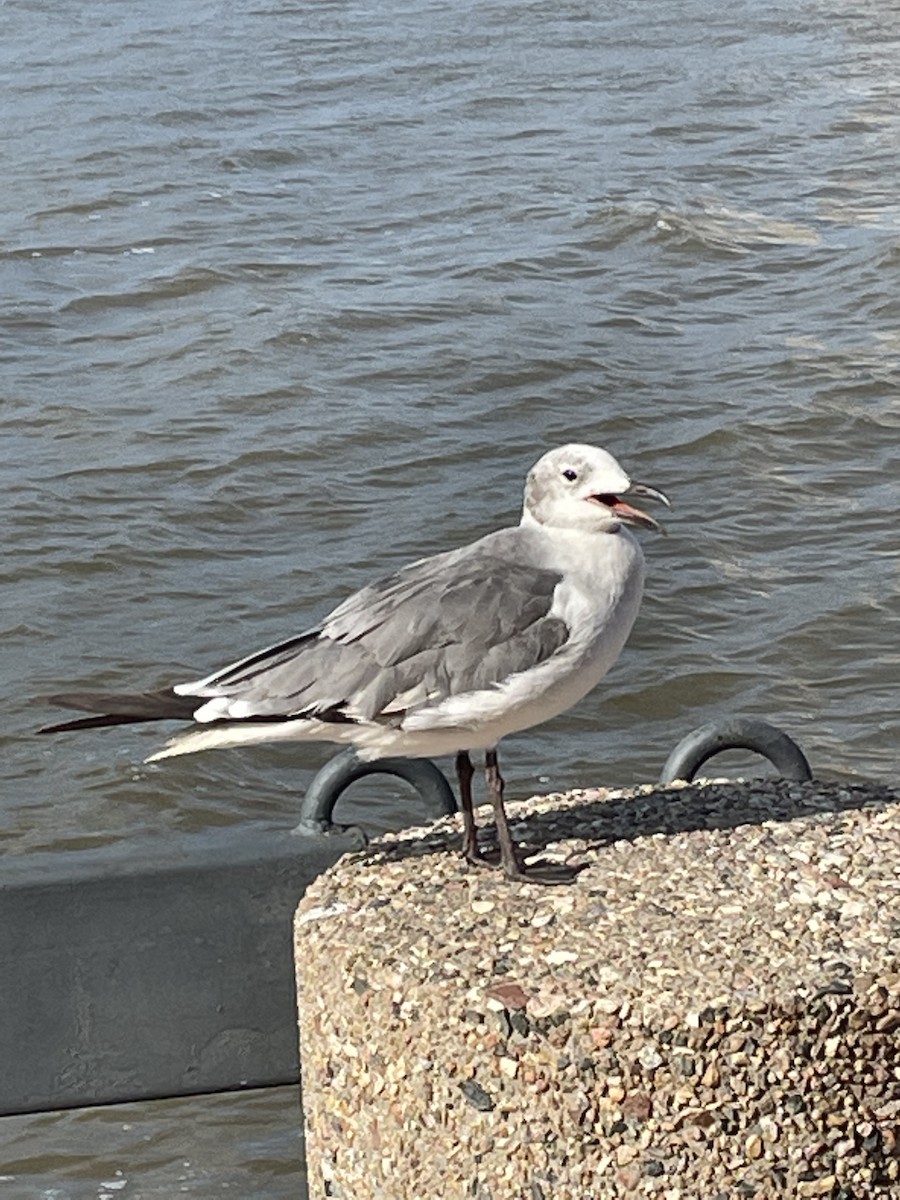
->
293, 749, 457, 835
660, 718, 812, 784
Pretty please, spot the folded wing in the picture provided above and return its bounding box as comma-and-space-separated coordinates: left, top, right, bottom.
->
180, 530, 569, 727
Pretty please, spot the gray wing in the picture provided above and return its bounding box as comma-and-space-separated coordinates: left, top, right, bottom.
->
184, 529, 569, 724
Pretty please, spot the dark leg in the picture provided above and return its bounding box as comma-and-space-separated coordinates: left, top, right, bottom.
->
484, 748, 583, 886
484, 748, 529, 881
456, 750, 483, 865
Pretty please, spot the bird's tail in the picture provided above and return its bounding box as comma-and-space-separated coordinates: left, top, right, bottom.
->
37, 689, 197, 735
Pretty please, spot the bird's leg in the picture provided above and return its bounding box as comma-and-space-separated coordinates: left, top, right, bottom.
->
464, 748, 578, 885
484, 748, 530, 881
456, 750, 484, 864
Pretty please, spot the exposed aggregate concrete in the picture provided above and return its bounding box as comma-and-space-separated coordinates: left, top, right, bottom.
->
295, 778, 900, 1199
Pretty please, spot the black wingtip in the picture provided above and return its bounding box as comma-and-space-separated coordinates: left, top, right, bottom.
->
36, 688, 198, 734
37, 712, 154, 735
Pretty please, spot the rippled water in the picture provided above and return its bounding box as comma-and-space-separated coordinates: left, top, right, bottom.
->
3, 0, 899, 1193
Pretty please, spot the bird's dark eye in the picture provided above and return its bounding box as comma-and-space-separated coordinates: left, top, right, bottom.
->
562, 468, 578, 481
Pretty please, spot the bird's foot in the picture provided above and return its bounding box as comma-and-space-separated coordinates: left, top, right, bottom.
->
508, 858, 586, 886
462, 842, 501, 869
462, 843, 584, 885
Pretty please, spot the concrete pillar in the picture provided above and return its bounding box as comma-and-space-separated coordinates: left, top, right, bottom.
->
295, 778, 900, 1199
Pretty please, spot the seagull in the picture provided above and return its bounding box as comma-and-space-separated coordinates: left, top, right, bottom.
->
40, 443, 668, 882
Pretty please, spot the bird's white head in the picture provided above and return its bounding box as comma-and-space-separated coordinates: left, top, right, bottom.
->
522, 443, 669, 534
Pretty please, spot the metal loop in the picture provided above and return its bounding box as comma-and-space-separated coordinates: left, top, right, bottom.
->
293, 749, 457, 836
660, 718, 812, 785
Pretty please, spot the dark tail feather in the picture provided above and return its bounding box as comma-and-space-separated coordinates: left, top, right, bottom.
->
38, 689, 198, 735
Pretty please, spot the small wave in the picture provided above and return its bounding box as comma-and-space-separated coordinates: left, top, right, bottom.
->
61, 267, 231, 313
653, 201, 822, 253
578, 196, 822, 255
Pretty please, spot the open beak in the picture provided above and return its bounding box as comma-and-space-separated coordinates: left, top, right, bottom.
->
588, 480, 670, 533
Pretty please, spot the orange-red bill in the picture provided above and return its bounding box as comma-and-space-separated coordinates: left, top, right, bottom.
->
587, 482, 669, 532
